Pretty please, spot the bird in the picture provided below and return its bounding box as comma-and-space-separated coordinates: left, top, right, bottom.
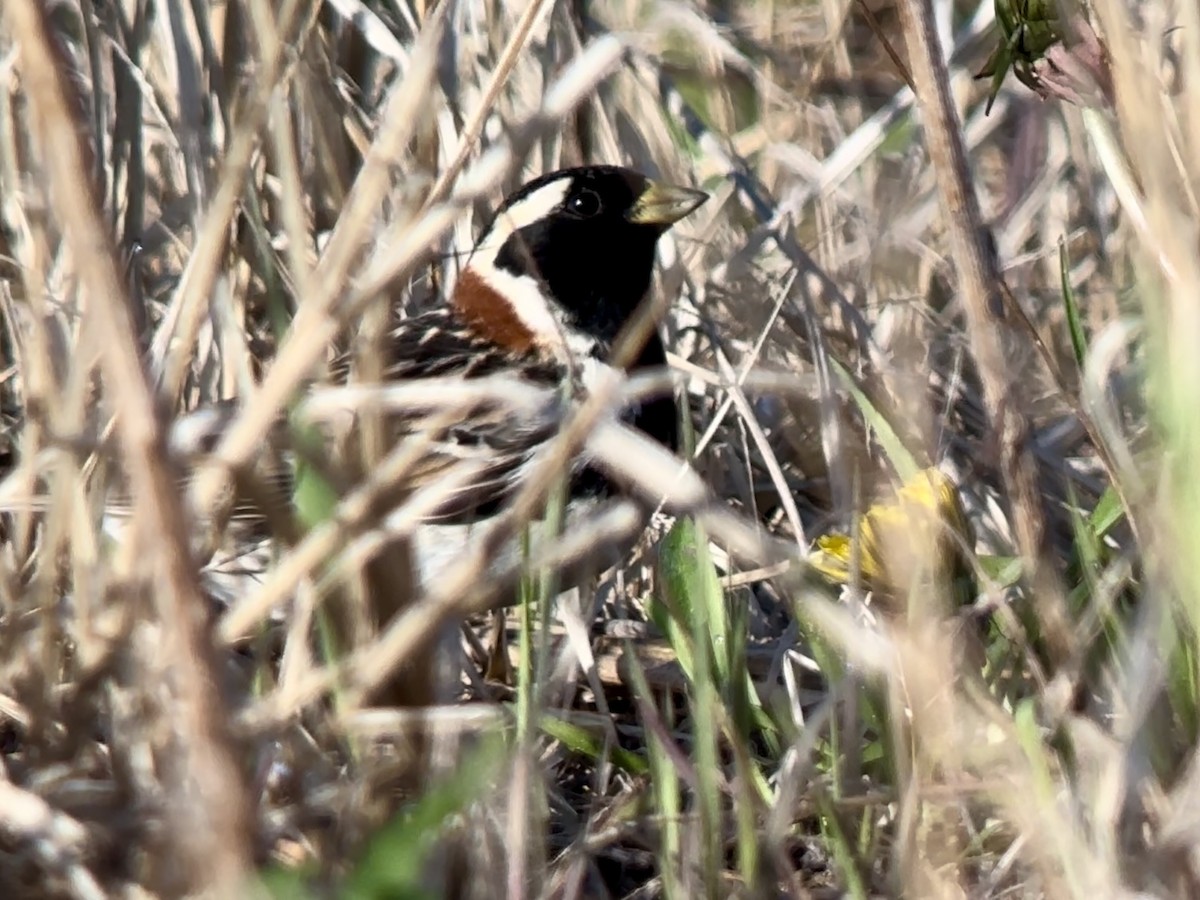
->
170, 165, 710, 608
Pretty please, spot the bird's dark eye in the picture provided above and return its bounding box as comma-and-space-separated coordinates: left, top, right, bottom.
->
568, 189, 602, 218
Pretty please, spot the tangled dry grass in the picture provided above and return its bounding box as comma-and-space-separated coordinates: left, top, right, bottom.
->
1, 0, 1198, 897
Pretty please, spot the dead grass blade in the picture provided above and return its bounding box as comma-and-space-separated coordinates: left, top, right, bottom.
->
895, 0, 1071, 666
2, 0, 252, 891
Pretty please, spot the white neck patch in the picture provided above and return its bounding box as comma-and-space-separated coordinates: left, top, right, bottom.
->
462, 175, 593, 361
457, 174, 624, 396
463, 258, 572, 354
458, 252, 618, 394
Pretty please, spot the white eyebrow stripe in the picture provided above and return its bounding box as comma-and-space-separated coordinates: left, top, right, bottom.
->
480, 177, 572, 247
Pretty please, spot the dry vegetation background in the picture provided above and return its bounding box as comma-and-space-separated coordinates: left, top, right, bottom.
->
0, 0, 1198, 897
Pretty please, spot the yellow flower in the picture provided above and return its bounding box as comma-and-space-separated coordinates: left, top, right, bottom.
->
808, 467, 973, 593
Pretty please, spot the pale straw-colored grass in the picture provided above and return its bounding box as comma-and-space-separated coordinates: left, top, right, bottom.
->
0, 0, 1196, 896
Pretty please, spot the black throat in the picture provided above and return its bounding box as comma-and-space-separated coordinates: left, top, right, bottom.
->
491, 218, 680, 457
624, 333, 679, 454
565, 330, 680, 503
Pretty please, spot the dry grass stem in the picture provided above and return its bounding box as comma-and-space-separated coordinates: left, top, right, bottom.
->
2, 0, 1197, 895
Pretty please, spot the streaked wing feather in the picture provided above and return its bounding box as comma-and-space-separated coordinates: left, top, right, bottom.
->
165, 307, 573, 527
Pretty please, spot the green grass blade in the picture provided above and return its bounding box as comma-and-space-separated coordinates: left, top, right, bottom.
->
1059, 236, 1088, 370
830, 357, 920, 480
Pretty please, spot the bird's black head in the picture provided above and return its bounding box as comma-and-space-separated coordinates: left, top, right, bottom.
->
453, 166, 707, 360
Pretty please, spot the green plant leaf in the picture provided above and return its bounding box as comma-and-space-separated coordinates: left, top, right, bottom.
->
539, 713, 649, 776
342, 739, 505, 900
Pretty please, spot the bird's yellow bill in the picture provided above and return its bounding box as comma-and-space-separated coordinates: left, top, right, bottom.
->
627, 181, 709, 226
